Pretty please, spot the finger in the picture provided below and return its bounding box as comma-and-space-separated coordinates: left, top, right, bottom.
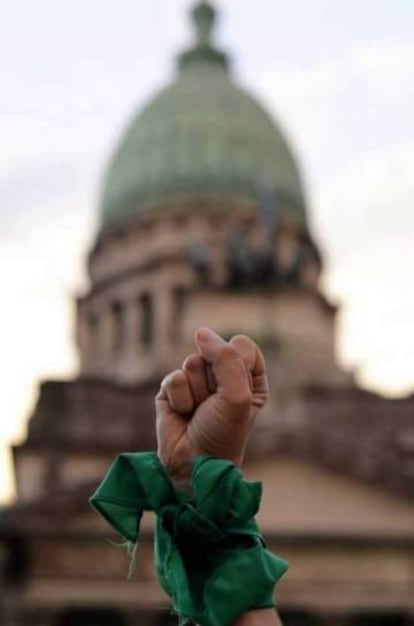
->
195, 327, 252, 417
194, 327, 223, 391
206, 363, 217, 393
162, 369, 195, 414
212, 344, 252, 418
183, 354, 211, 404
155, 381, 188, 472
195, 327, 243, 392
230, 334, 269, 406
194, 327, 228, 363
229, 335, 266, 377
155, 382, 170, 420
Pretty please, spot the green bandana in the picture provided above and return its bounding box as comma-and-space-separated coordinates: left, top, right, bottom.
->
90, 453, 288, 626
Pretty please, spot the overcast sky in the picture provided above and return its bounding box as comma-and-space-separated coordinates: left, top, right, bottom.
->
1, 0, 413, 502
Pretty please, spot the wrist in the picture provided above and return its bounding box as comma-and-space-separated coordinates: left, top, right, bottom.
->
157, 450, 193, 494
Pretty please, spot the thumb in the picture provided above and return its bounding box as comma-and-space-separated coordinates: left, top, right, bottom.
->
194, 327, 227, 362
195, 328, 251, 419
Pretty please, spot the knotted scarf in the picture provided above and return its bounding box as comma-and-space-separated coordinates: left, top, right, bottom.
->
90, 453, 288, 626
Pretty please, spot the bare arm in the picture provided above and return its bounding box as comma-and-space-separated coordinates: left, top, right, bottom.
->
233, 609, 283, 626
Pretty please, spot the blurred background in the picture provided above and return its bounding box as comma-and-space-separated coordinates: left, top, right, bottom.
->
1, 1, 414, 625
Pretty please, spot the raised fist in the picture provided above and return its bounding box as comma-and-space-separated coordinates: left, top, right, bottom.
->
155, 327, 269, 490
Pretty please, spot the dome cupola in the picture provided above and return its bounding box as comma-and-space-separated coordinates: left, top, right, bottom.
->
100, 1, 307, 229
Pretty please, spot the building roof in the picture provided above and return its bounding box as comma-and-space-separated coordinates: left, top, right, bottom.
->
100, 2, 307, 229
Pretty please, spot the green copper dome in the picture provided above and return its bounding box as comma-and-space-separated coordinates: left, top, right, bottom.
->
101, 2, 307, 228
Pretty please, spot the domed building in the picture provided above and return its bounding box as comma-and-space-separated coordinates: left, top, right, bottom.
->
76, 1, 327, 390
1, 3, 414, 626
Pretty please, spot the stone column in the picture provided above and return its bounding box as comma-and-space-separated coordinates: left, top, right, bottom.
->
124, 297, 140, 381
74, 304, 87, 373
154, 285, 172, 364
76, 302, 102, 378
101, 302, 115, 379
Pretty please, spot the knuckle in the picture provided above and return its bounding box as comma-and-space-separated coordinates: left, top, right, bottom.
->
183, 354, 202, 371
157, 377, 169, 396
168, 369, 185, 387
261, 374, 270, 392
231, 333, 250, 343
230, 334, 254, 349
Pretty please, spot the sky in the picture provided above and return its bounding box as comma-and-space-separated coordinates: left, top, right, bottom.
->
1, 0, 413, 502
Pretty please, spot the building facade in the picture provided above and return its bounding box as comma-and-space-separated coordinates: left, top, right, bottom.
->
1, 3, 414, 625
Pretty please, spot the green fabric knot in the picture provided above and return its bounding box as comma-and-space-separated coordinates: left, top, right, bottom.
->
163, 502, 226, 545
90, 452, 288, 626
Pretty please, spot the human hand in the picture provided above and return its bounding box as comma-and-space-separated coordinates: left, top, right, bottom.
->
155, 327, 269, 490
